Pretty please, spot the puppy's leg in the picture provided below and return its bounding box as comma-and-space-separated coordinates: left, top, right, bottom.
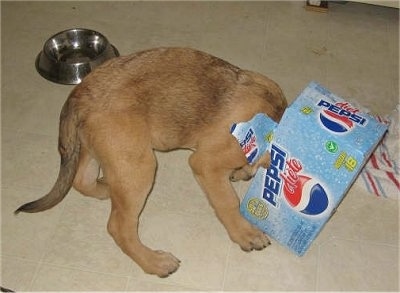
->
92, 120, 180, 277
105, 148, 180, 277
73, 146, 109, 199
189, 135, 270, 251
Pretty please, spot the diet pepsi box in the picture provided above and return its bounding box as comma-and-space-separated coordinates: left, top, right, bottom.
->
237, 81, 388, 256
230, 113, 277, 165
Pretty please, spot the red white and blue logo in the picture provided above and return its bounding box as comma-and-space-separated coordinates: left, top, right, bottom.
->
317, 100, 367, 134
263, 144, 329, 216
238, 127, 258, 164
283, 175, 329, 216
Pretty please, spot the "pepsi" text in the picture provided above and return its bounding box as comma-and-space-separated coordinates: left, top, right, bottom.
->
317, 100, 367, 126
263, 144, 286, 207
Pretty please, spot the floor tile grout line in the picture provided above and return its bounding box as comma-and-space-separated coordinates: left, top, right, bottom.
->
27, 198, 69, 290
125, 274, 205, 292
321, 235, 399, 248
315, 241, 323, 291
220, 242, 233, 291
0, 252, 35, 262
32, 258, 133, 279
25, 259, 42, 291
0, 253, 41, 291
29, 260, 131, 291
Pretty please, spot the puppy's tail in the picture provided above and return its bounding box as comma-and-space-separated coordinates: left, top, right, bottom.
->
15, 97, 80, 214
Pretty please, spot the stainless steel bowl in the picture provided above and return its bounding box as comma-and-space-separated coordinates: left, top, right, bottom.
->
35, 28, 119, 85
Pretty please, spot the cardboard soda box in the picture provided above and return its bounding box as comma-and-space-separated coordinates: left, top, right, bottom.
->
231, 81, 388, 256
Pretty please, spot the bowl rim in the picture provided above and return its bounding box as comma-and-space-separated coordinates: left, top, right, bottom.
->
42, 28, 112, 62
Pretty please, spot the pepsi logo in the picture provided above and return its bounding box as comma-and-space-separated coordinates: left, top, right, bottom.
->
240, 128, 258, 164
319, 110, 354, 133
283, 175, 329, 216
317, 99, 367, 134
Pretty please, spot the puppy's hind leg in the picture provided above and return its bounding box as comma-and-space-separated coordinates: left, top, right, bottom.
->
105, 147, 181, 277
90, 118, 181, 277
72, 146, 109, 199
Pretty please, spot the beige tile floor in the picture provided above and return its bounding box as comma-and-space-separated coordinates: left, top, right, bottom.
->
1, 1, 399, 291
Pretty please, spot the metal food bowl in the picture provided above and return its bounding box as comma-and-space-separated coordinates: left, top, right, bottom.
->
35, 28, 119, 85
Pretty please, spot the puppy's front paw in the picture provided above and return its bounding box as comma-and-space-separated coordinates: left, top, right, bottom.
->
141, 250, 181, 278
229, 168, 253, 182
231, 220, 271, 251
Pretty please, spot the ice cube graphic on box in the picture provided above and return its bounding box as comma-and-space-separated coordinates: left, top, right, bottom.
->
232, 81, 388, 256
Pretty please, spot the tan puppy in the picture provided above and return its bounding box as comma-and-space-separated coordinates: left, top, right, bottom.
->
15, 47, 287, 277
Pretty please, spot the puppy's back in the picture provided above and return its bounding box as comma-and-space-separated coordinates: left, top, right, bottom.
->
70, 47, 286, 149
